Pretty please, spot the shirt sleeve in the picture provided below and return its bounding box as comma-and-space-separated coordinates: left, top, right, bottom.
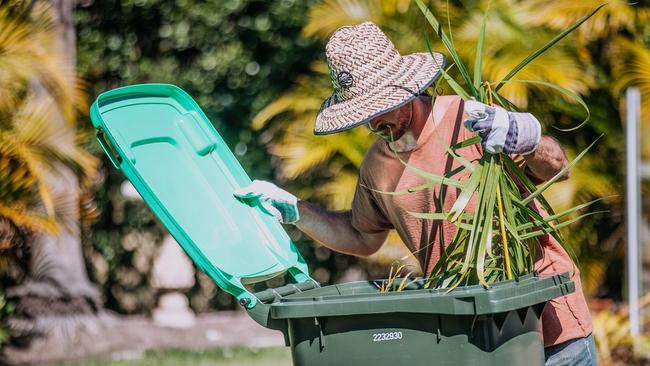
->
350, 171, 393, 234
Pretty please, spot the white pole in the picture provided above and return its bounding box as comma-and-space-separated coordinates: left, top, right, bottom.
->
626, 87, 641, 337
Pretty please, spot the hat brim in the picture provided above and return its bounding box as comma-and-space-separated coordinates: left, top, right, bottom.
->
314, 52, 446, 135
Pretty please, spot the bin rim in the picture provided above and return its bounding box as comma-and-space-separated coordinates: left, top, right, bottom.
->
266, 272, 574, 318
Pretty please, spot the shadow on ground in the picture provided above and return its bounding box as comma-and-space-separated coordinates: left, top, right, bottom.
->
52, 346, 291, 366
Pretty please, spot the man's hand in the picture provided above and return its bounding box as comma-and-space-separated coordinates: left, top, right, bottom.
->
463, 100, 542, 155
233, 180, 299, 224
522, 135, 570, 182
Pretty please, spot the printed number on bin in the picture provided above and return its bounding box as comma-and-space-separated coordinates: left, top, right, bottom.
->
372, 331, 403, 342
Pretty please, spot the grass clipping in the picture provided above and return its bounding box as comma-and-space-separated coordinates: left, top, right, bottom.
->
377, 2, 605, 292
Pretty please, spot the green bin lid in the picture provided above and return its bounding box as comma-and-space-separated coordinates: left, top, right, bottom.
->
89, 83, 312, 308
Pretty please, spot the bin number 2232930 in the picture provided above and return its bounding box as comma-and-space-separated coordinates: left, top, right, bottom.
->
372, 331, 403, 342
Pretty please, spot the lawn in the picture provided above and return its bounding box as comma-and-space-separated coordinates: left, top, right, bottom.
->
53, 346, 291, 366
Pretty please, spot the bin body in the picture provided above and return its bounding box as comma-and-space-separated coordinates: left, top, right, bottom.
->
288, 309, 544, 366
261, 273, 575, 366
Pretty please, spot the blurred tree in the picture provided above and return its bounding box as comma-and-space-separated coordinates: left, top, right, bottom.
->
76, 0, 320, 174
0, 0, 101, 352
253, 0, 650, 295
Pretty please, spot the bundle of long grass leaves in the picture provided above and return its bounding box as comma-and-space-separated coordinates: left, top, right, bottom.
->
382, 1, 606, 291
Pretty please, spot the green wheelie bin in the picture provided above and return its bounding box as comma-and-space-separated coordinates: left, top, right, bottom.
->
90, 83, 575, 366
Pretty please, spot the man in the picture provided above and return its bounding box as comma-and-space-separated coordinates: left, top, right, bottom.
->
234, 22, 596, 365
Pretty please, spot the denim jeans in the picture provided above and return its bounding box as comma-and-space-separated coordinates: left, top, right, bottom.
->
545, 334, 598, 366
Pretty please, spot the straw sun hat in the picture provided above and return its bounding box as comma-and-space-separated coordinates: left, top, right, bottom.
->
314, 22, 446, 135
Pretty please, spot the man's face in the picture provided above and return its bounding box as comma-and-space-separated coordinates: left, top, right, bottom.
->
366, 102, 413, 142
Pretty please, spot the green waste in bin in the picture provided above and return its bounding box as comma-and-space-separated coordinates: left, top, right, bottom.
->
90, 84, 576, 366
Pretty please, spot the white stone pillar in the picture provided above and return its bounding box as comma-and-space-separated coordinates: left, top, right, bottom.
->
121, 181, 196, 328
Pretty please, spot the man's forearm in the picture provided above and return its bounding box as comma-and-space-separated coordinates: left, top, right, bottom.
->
295, 200, 387, 256
524, 135, 569, 181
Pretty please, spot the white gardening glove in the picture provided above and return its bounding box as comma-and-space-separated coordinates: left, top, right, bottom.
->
463, 100, 542, 155
233, 180, 300, 224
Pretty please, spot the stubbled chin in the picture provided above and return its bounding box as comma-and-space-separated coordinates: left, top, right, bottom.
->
387, 130, 417, 152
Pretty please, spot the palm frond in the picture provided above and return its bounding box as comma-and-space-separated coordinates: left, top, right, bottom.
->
320, 170, 359, 210
0, 3, 98, 238
610, 37, 650, 158
0, 3, 77, 125
303, 0, 381, 38
525, 0, 648, 42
